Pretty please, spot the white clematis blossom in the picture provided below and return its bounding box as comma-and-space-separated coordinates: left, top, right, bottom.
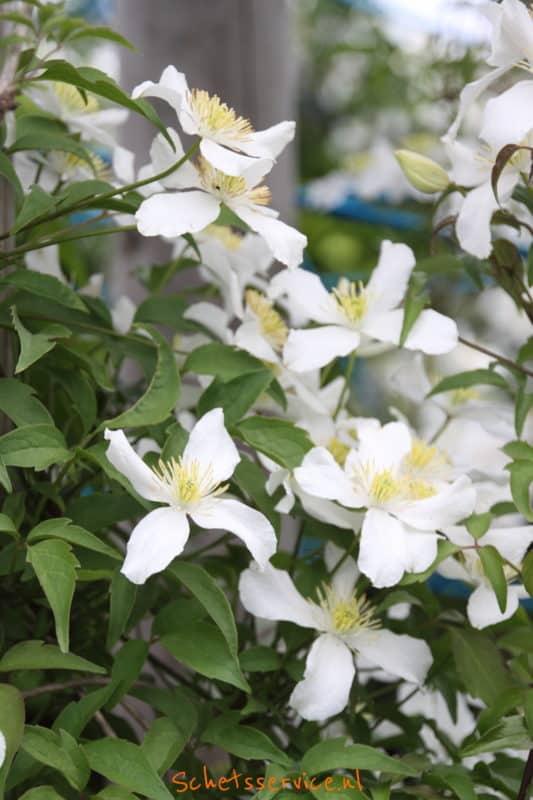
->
294, 421, 476, 588
104, 408, 276, 584
135, 128, 307, 269
239, 544, 432, 721
269, 240, 457, 372
132, 65, 295, 177
439, 521, 533, 629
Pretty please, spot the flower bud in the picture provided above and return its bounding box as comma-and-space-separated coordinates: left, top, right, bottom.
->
395, 149, 449, 194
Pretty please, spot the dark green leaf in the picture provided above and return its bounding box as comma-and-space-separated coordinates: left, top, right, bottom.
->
27, 539, 79, 652
0, 640, 105, 673
450, 628, 513, 705
478, 545, 508, 614
83, 738, 173, 800
236, 417, 312, 469
0, 423, 69, 469
301, 739, 417, 777
429, 369, 508, 397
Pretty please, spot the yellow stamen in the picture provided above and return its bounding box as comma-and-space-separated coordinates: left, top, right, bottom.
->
188, 89, 254, 141
197, 157, 271, 205
54, 82, 99, 113
205, 224, 243, 251
316, 584, 380, 635
406, 480, 437, 500
333, 278, 368, 323
327, 437, 350, 466
152, 457, 227, 507
369, 469, 402, 504
245, 289, 288, 349
51, 150, 110, 180
450, 387, 480, 405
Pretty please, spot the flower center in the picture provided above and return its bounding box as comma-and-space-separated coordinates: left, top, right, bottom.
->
188, 89, 254, 142
50, 150, 110, 180
316, 584, 380, 635
197, 157, 271, 205
245, 289, 288, 349
450, 387, 480, 405
205, 224, 243, 251
332, 279, 368, 324
54, 82, 99, 114
327, 437, 350, 466
152, 457, 227, 508
354, 462, 437, 505
369, 469, 402, 504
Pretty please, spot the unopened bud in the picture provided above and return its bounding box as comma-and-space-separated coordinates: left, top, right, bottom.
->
395, 149, 449, 194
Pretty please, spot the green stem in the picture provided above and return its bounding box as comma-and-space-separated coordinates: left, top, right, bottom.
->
335, 350, 357, 418
0, 224, 136, 262
458, 335, 533, 379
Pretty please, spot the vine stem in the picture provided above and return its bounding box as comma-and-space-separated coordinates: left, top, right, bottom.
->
458, 335, 533, 379
0, 224, 137, 261
335, 350, 357, 418
518, 750, 533, 800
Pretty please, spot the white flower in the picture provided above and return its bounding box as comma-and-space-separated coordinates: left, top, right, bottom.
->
0, 729, 5, 768
132, 65, 295, 177
445, 81, 533, 258
26, 245, 64, 281
399, 687, 476, 761
294, 421, 476, 588
135, 129, 307, 269
439, 521, 533, 629
239, 543, 432, 721
104, 408, 276, 583
110, 296, 137, 335
269, 241, 457, 372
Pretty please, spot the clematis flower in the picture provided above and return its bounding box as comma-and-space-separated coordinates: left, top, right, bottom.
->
135, 129, 307, 269
239, 544, 432, 721
294, 421, 476, 588
132, 65, 295, 177
445, 81, 533, 258
104, 408, 276, 584
439, 521, 533, 629
269, 240, 457, 372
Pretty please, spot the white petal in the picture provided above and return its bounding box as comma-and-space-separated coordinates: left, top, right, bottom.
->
0, 730, 5, 768
232, 204, 307, 269
289, 634, 355, 721
358, 509, 408, 588
446, 139, 490, 187
136, 191, 221, 238
184, 302, 232, 343
294, 447, 363, 507
445, 65, 510, 140
234, 319, 279, 363
112, 145, 135, 185
104, 428, 169, 503
269, 267, 339, 324
183, 408, 240, 483
111, 296, 136, 335
149, 129, 201, 190
366, 240, 415, 312
284, 326, 360, 373
355, 420, 412, 470
26, 245, 63, 281
480, 81, 533, 154
199, 138, 273, 178
353, 629, 432, 685
325, 542, 359, 599
441, 525, 475, 549
242, 120, 296, 159
191, 498, 276, 568
397, 477, 476, 531
467, 583, 520, 629
238, 561, 318, 628
403, 529, 440, 574
122, 507, 190, 584
404, 310, 458, 355
486, 0, 533, 67
437, 555, 472, 583
456, 181, 499, 259
482, 525, 533, 566
298, 490, 363, 531
132, 65, 188, 115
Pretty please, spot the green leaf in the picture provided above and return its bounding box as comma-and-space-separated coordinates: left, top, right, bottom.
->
134, 294, 191, 332
10, 130, 94, 173
0, 378, 52, 427
301, 739, 417, 777
503, 440, 533, 462
83, 738, 173, 800
0, 640, 105, 673
515, 384, 533, 437
202, 714, 291, 767
428, 765, 477, 800
450, 628, 513, 705
21, 727, 89, 791
525, 689, 533, 738
11, 307, 57, 373
0, 423, 69, 469
400, 538, 460, 585
3, 269, 87, 312
429, 369, 508, 397
232, 456, 280, 532
399, 274, 429, 347
64, 25, 135, 49
168, 561, 238, 654
93, 788, 138, 800
19, 788, 66, 800
103, 327, 180, 429
161, 623, 249, 692
0, 513, 17, 539
161, 422, 188, 462
11, 186, 56, 233
27, 517, 121, 561
0, 151, 23, 206
0, 684, 25, 800
465, 512, 492, 540
478, 545, 508, 614
507, 459, 533, 521
27, 539, 79, 652
53, 685, 114, 739
104, 640, 148, 711
198, 370, 274, 425
240, 646, 281, 673
461, 715, 533, 756
107, 568, 137, 649
236, 417, 312, 469
522, 550, 533, 597
142, 717, 190, 775
183, 342, 266, 381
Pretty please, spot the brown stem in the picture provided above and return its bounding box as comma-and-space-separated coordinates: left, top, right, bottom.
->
22, 676, 154, 699
458, 336, 533, 379
518, 749, 533, 800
